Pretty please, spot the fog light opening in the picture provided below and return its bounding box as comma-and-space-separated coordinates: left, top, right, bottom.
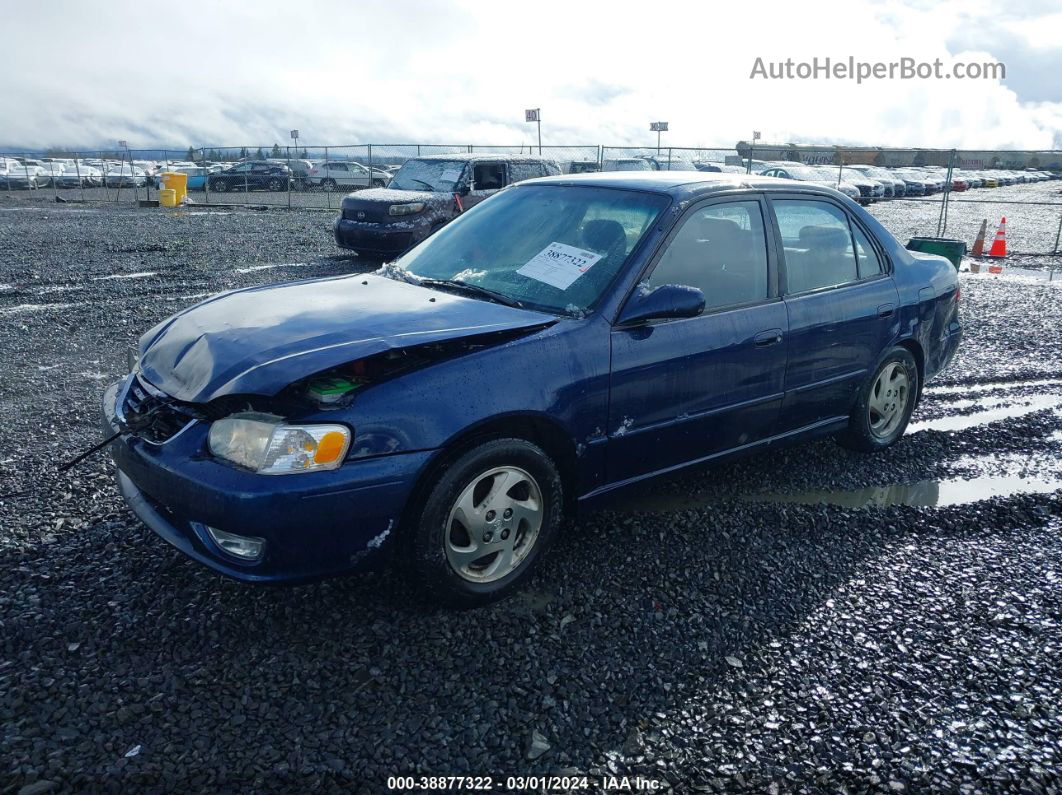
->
205, 526, 265, 561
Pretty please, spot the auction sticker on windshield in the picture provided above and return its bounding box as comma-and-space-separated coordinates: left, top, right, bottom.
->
516, 242, 603, 290
438, 168, 463, 186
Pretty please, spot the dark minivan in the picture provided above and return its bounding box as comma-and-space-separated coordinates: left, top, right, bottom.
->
334, 153, 560, 258
105, 172, 961, 606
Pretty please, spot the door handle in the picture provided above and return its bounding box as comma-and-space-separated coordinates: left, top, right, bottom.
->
754, 329, 784, 347
878, 303, 895, 318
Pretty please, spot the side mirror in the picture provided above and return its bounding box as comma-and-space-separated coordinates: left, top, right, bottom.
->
618, 283, 705, 326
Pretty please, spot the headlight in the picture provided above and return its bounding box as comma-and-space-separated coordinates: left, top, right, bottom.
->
388, 202, 426, 216
207, 413, 351, 475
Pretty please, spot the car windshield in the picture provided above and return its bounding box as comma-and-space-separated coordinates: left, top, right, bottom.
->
389, 159, 467, 192
388, 185, 670, 315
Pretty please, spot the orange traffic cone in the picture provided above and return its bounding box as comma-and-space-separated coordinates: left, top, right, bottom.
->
987, 216, 1007, 258
971, 218, 988, 257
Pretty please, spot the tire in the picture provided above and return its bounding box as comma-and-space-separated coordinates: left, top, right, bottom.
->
836, 346, 918, 452
405, 438, 563, 607
372, 179, 386, 188
210, 178, 228, 193
321, 178, 337, 192
267, 178, 283, 192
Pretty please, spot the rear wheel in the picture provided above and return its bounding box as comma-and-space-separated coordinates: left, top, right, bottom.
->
837, 347, 918, 452
321, 178, 337, 192
406, 438, 563, 607
267, 177, 283, 192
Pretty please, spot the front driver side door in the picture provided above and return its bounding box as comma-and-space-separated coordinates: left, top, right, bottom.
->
606, 196, 789, 484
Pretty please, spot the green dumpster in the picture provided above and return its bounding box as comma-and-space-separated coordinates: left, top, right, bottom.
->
906, 237, 966, 270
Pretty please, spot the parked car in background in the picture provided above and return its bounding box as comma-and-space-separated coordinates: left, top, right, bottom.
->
208, 161, 294, 193
643, 155, 696, 171
104, 164, 148, 188
306, 161, 391, 192
567, 160, 601, 174
893, 169, 932, 195
35, 162, 67, 187
693, 161, 724, 172
759, 165, 862, 201
0, 160, 41, 189
335, 154, 560, 258
602, 158, 653, 172
846, 165, 906, 197
105, 171, 961, 606
168, 165, 225, 190
265, 158, 314, 189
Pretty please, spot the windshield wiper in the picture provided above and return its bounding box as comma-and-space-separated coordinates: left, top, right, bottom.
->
403, 178, 434, 190
420, 278, 524, 308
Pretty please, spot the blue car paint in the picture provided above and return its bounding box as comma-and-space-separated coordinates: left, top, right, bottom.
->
104, 172, 961, 583
137, 275, 556, 403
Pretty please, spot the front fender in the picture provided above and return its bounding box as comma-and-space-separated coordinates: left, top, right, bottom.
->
342, 317, 611, 487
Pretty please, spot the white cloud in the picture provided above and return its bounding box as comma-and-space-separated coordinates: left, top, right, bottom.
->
0, 0, 1059, 151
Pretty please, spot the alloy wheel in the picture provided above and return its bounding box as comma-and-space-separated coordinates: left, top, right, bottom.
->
868, 362, 909, 439
444, 466, 543, 583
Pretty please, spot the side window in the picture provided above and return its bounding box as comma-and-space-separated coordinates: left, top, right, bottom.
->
509, 162, 549, 183
648, 200, 770, 311
472, 162, 506, 190
852, 223, 883, 277
773, 200, 858, 293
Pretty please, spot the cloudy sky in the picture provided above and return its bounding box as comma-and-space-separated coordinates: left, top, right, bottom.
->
2, 0, 1061, 151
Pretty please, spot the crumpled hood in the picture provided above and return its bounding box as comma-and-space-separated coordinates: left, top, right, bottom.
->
138, 274, 554, 403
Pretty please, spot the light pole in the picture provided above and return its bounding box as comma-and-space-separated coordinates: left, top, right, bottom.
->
525, 109, 541, 154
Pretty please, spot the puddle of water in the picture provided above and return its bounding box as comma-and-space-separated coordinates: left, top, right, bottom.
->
91, 271, 158, 281
908, 394, 1062, 433
964, 267, 1060, 285
744, 475, 1060, 509
233, 263, 309, 274
0, 303, 76, 315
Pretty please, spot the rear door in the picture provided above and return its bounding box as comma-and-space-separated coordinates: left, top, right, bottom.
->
607, 195, 788, 483
769, 196, 899, 433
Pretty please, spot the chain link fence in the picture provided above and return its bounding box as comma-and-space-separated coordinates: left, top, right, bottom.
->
2, 142, 1060, 264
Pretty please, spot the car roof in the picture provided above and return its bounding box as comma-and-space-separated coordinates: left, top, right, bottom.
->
523, 170, 852, 200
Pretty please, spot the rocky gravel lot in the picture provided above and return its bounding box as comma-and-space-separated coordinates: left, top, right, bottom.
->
1, 201, 1061, 793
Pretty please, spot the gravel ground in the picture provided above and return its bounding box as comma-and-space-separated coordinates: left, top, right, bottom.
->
1, 203, 1061, 793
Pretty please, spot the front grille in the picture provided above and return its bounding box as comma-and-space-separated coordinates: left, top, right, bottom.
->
120, 375, 196, 444
857, 185, 872, 197
342, 205, 389, 223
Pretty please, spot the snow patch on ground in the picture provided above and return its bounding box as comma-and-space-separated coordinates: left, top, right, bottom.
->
91, 271, 158, 281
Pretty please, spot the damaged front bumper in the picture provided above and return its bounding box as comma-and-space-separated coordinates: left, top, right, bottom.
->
102, 379, 433, 583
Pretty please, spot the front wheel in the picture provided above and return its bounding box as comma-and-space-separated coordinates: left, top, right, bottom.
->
210, 178, 228, 193
406, 438, 563, 607
837, 347, 918, 452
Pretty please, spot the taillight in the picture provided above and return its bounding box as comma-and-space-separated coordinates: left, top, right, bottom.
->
955, 286, 961, 302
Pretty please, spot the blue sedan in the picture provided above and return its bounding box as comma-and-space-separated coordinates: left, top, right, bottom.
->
102, 172, 961, 606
